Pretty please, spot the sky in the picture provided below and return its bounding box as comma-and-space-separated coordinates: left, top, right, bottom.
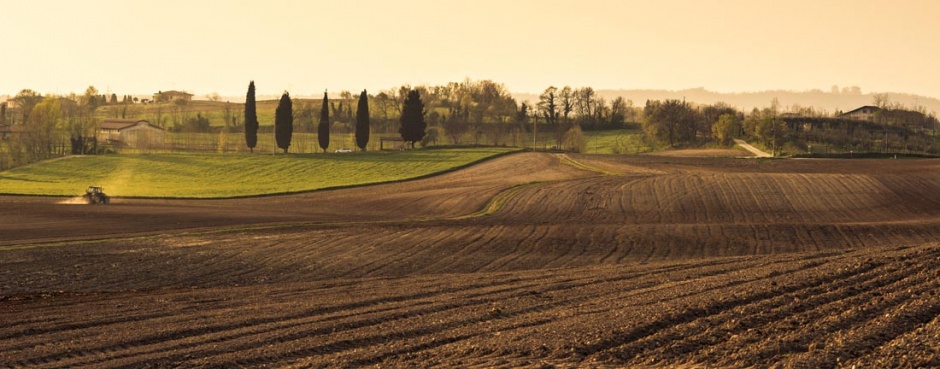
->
2, 0, 939, 99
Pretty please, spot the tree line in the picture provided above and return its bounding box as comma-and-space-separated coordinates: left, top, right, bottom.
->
4, 79, 938, 169
0, 87, 106, 169
240, 80, 636, 154
245, 81, 412, 153
639, 96, 939, 156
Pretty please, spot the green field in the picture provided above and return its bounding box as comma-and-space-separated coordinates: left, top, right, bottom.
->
97, 99, 339, 129
163, 132, 389, 154
582, 129, 657, 154
163, 129, 655, 156
0, 148, 516, 198
516, 129, 656, 154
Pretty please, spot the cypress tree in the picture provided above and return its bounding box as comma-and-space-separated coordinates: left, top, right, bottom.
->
318, 91, 330, 152
399, 89, 426, 148
1, 103, 6, 126
355, 90, 370, 151
275, 91, 293, 153
244, 81, 259, 152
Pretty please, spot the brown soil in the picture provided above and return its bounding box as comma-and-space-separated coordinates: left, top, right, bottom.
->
645, 148, 747, 157
1, 153, 939, 368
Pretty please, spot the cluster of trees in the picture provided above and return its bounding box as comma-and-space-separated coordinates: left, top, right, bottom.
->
538, 86, 634, 131
293, 91, 356, 134
783, 106, 939, 155
364, 81, 637, 150
73, 90, 137, 109
150, 99, 211, 133
245, 81, 377, 153
360, 80, 519, 146
641, 99, 741, 148
639, 95, 939, 156
0, 87, 105, 169
528, 85, 636, 151
245, 79, 635, 153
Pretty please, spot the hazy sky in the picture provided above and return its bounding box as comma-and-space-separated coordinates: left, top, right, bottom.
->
3, 0, 939, 99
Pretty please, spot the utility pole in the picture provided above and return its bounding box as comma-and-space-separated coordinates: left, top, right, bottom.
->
770, 97, 779, 158
532, 110, 538, 150
771, 116, 777, 157
884, 128, 888, 153
532, 113, 539, 151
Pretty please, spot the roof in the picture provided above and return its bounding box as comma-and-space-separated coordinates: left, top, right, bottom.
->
840, 106, 881, 116
100, 119, 162, 131
156, 90, 193, 96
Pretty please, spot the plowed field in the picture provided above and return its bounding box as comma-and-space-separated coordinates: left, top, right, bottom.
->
2, 153, 939, 368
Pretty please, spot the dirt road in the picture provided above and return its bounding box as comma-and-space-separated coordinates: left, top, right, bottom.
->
733, 139, 773, 157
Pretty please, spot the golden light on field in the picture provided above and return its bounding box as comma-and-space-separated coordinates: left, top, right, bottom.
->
2, 0, 939, 98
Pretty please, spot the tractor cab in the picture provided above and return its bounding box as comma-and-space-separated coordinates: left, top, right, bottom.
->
83, 186, 110, 204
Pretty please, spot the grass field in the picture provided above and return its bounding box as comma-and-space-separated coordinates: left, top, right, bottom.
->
0, 148, 516, 198
164, 132, 389, 153
136, 127, 655, 155
515, 129, 655, 154
582, 129, 657, 154
97, 100, 287, 128
97, 99, 355, 130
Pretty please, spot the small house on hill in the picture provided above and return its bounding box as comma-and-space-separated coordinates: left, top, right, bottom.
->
152, 90, 193, 103
839, 106, 881, 121
98, 119, 165, 149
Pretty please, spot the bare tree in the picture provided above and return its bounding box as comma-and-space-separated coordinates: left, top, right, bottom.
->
574, 87, 597, 124
171, 99, 190, 130
151, 103, 166, 129
537, 86, 558, 126
443, 105, 469, 145
13, 89, 44, 124
63, 96, 96, 154
560, 86, 573, 125
609, 97, 629, 128
872, 93, 891, 109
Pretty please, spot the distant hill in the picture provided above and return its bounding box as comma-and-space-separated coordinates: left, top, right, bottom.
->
512, 88, 940, 116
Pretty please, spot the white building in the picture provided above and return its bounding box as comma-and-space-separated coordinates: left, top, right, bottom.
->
839, 106, 882, 121
98, 119, 165, 149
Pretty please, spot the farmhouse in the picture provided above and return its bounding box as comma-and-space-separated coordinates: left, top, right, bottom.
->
153, 90, 194, 103
839, 106, 881, 121
98, 119, 165, 148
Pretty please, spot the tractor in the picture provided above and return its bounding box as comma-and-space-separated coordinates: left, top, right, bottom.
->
83, 186, 110, 204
